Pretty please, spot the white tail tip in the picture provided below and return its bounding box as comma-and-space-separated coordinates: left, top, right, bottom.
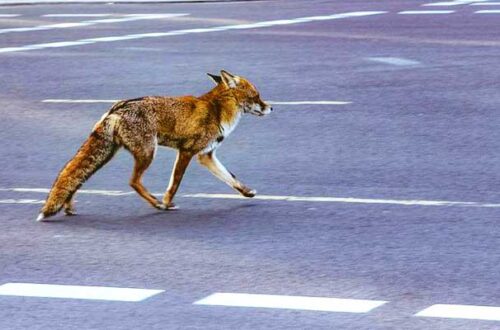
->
36, 213, 46, 222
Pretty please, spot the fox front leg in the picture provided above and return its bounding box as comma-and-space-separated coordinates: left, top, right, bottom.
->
197, 151, 256, 198
162, 150, 193, 209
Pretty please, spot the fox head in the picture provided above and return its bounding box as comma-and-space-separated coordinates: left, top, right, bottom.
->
207, 70, 273, 116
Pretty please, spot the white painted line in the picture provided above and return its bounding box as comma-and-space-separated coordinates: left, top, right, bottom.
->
3, 188, 500, 208
0, 13, 188, 35
0, 283, 163, 302
42, 99, 352, 106
0, 11, 386, 53
0, 199, 44, 204
0, 187, 133, 196
398, 10, 455, 14
423, 0, 488, 6
42, 99, 119, 103
43, 14, 114, 17
470, 2, 500, 5
183, 193, 500, 208
194, 292, 387, 313
366, 57, 420, 66
268, 101, 352, 105
475, 9, 500, 12
416, 304, 500, 321
42, 99, 117, 103
0, 14, 21, 18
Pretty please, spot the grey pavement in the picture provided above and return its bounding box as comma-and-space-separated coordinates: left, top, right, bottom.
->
1, 0, 500, 329
0, 0, 250, 5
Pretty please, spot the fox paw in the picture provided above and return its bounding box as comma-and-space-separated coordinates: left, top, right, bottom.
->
64, 209, 77, 216
238, 187, 256, 198
155, 203, 178, 211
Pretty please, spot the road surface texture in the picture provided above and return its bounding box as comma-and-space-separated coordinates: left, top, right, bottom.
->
1, 0, 500, 329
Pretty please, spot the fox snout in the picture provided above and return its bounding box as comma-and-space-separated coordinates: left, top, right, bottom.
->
260, 104, 273, 116
248, 102, 273, 116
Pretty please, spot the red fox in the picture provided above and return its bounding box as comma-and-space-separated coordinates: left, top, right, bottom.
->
37, 70, 272, 222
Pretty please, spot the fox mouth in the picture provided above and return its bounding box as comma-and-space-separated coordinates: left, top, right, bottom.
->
247, 109, 265, 116
251, 110, 267, 117
246, 104, 272, 116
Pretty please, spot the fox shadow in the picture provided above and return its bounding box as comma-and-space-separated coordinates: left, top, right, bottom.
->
48, 201, 263, 237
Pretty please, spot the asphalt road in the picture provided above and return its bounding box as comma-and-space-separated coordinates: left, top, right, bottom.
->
1, 0, 500, 329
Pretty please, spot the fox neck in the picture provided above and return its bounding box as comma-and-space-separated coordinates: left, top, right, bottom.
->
200, 85, 242, 129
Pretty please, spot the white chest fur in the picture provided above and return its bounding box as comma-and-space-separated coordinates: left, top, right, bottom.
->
220, 111, 241, 138
202, 112, 241, 154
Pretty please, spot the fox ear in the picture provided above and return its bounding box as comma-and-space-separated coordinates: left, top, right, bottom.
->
207, 73, 222, 85
220, 70, 239, 88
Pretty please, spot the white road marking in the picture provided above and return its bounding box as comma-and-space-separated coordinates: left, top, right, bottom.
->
423, 0, 488, 6
42, 99, 352, 106
398, 10, 455, 14
0, 13, 188, 35
0, 187, 133, 196
366, 57, 420, 66
4, 188, 500, 208
470, 1, 500, 4
194, 292, 387, 313
182, 193, 500, 207
416, 304, 500, 321
475, 9, 500, 12
43, 14, 114, 17
268, 101, 352, 105
0, 199, 44, 204
42, 99, 117, 103
0, 14, 21, 18
0, 283, 163, 302
0, 11, 386, 53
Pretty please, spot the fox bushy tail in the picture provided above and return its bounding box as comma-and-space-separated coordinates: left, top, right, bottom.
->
38, 116, 120, 221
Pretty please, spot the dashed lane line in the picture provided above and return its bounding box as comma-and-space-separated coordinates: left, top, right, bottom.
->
267, 100, 351, 105
398, 10, 455, 14
183, 193, 500, 208
43, 14, 181, 17
0, 11, 386, 53
423, 0, 488, 6
0, 199, 44, 204
43, 14, 114, 17
0, 283, 163, 302
0, 14, 20, 18
2, 188, 500, 208
416, 304, 500, 321
0, 187, 133, 196
366, 57, 420, 66
194, 292, 387, 313
42, 99, 117, 103
475, 9, 500, 12
0, 13, 188, 35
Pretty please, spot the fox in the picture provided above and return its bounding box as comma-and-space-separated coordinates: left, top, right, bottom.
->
37, 70, 273, 222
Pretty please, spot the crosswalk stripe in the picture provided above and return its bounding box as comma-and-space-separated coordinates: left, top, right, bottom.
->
416, 304, 500, 321
194, 292, 387, 313
0, 283, 164, 302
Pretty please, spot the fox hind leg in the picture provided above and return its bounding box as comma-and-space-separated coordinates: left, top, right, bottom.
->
124, 137, 165, 210
129, 151, 165, 210
63, 195, 77, 216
